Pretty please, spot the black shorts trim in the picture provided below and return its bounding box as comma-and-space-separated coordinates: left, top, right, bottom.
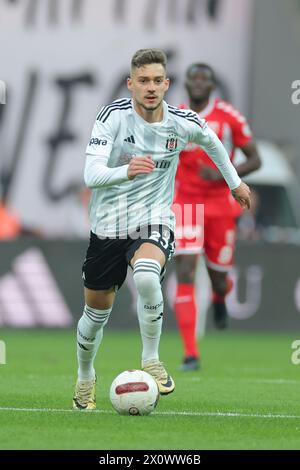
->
125, 237, 174, 266
83, 281, 118, 291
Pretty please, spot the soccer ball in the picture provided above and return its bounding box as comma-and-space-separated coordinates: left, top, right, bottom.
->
109, 369, 160, 416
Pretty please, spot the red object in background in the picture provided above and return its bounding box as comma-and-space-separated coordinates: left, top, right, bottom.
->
0, 203, 21, 240
175, 98, 253, 218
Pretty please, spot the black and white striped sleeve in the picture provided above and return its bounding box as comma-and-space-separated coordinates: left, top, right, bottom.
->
86, 98, 132, 158
85, 110, 116, 158
84, 100, 132, 188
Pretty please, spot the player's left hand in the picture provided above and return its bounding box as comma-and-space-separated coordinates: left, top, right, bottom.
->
231, 181, 251, 210
200, 165, 222, 181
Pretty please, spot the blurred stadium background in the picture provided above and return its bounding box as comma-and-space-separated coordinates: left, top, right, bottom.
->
0, 0, 300, 451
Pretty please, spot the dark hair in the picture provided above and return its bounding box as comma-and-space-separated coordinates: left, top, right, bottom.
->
186, 63, 216, 83
131, 48, 167, 70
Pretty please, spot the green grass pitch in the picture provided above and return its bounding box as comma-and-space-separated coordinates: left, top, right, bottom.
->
0, 329, 299, 450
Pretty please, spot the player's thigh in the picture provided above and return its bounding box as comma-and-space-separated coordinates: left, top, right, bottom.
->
82, 232, 129, 294
84, 287, 116, 310
130, 242, 165, 268
206, 267, 228, 287
127, 225, 175, 269
204, 217, 237, 269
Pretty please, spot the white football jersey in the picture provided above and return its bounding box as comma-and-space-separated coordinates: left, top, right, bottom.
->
86, 98, 240, 237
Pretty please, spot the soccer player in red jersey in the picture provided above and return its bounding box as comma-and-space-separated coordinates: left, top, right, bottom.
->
174, 64, 261, 371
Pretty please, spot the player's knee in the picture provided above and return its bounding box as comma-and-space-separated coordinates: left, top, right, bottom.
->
133, 270, 161, 298
133, 259, 162, 297
84, 305, 111, 326
84, 287, 115, 310
176, 261, 196, 284
212, 279, 228, 297
177, 270, 195, 284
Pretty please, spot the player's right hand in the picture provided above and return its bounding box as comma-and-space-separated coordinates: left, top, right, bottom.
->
127, 156, 155, 180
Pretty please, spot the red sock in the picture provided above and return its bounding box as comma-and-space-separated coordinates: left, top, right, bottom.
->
175, 283, 199, 358
212, 277, 233, 303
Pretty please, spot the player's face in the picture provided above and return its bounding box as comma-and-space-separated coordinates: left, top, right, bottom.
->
185, 67, 215, 102
127, 64, 170, 111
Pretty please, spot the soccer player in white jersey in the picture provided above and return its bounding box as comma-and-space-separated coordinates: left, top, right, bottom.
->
73, 49, 251, 410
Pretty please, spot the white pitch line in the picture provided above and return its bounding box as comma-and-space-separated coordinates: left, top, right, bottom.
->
0, 407, 300, 420
187, 378, 300, 385
0, 407, 111, 414
250, 379, 300, 385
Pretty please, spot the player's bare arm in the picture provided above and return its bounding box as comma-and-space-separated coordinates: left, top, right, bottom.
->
235, 141, 261, 177
198, 160, 252, 209
199, 163, 222, 181
199, 142, 261, 181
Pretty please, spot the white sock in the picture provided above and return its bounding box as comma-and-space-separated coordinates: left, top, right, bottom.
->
77, 305, 111, 381
133, 258, 164, 367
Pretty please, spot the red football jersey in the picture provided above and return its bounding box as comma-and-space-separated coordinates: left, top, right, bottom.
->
175, 98, 253, 217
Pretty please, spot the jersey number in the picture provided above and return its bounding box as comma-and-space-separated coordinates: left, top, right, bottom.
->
149, 230, 169, 250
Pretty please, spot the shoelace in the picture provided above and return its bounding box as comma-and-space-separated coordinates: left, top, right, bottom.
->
144, 361, 167, 381
76, 381, 94, 405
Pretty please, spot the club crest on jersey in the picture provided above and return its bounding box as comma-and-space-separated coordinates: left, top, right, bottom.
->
165, 134, 178, 152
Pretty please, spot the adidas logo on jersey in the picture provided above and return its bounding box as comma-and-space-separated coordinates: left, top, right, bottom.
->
124, 135, 135, 144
